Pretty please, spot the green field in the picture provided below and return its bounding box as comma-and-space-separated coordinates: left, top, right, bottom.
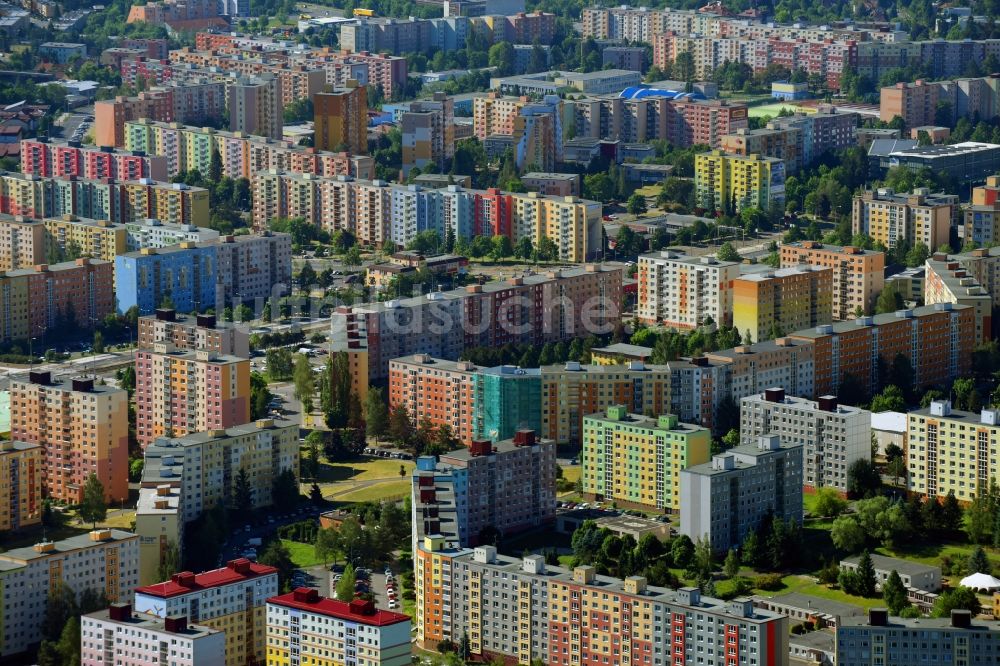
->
282, 539, 327, 568
301, 453, 415, 504
332, 480, 411, 503
749, 102, 805, 118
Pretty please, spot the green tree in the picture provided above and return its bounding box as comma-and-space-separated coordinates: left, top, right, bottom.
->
92, 330, 104, 354
882, 569, 910, 614
968, 546, 991, 575
870, 385, 906, 413
723, 548, 741, 578
336, 563, 357, 602
55, 616, 81, 666
79, 473, 107, 528
490, 234, 514, 261
258, 540, 296, 592
905, 242, 930, 267
671, 534, 694, 568
315, 527, 341, 564
716, 241, 740, 262
831, 515, 866, 552
157, 540, 180, 581
932, 587, 981, 617
487, 41, 515, 76
293, 353, 315, 412
626, 193, 647, 215
847, 459, 882, 498
813, 487, 848, 518
856, 550, 878, 597
43, 580, 77, 641
250, 371, 272, 419
209, 145, 223, 183
266, 348, 294, 381
232, 468, 254, 514
875, 284, 905, 314
272, 469, 299, 509
365, 387, 389, 442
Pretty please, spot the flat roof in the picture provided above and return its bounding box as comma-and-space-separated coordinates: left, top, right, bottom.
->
135, 560, 277, 598
756, 592, 865, 619
890, 141, 1000, 158
85, 608, 222, 638
0, 529, 136, 562
390, 355, 477, 373
439, 436, 552, 463
736, 265, 829, 282
591, 342, 653, 357
871, 411, 907, 433
781, 241, 883, 257
841, 553, 940, 577
789, 630, 836, 652
268, 590, 409, 626
583, 410, 707, 434
788, 303, 971, 340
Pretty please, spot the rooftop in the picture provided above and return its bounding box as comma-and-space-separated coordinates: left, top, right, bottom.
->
787, 303, 971, 340
755, 592, 866, 620
641, 250, 740, 268
135, 559, 278, 598
871, 411, 907, 433
788, 630, 836, 653
888, 141, 1000, 158
735, 265, 830, 283
0, 529, 136, 563
85, 607, 221, 638
683, 436, 801, 477
781, 240, 884, 257
841, 553, 940, 577
591, 342, 653, 358
268, 588, 410, 626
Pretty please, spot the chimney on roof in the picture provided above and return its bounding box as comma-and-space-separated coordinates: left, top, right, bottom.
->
513, 430, 535, 446
227, 558, 252, 574
951, 609, 972, 628
349, 599, 376, 615
196, 313, 216, 328
28, 370, 51, 385
293, 587, 319, 603
817, 395, 838, 412
764, 387, 785, 403
108, 603, 131, 622
164, 615, 188, 633
171, 572, 197, 587
869, 608, 888, 626
469, 440, 492, 456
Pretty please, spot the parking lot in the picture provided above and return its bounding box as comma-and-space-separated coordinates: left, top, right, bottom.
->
329, 566, 401, 611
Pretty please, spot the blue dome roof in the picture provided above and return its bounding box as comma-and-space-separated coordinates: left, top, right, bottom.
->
618, 86, 705, 101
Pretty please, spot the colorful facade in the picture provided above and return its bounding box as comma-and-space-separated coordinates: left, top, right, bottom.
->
694, 151, 786, 214
637, 250, 741, 328
732, 265, 833, 343
138, 308, 249, 357
0, 213, 45, 270
10, 372, 128, 503
135, 344, 251, 447
115, 242, 218, 314
400, 92, 455, 178
94, 80, 227, 147
42, 214, 127, 263
582, 406, 711, 512
851, 188, 956, 251
228, 74, 283, 140
779, 241, 885, 320
266, 590, 411, 666
134, 559, 278, 666
313, 83, 368, 154
387, 355, 478, 445
82, 604, 225, 666
19, 138, 168, 181
0, 441, 41, 532
415, 540, 789, 664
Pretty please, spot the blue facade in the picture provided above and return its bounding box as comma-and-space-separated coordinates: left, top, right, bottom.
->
115, 245, 218, 315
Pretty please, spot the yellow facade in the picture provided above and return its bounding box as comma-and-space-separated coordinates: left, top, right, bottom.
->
907, 406, 1000, 502
511, 193, 599, 262
0, 441, 42, 531
42, 216, 126, 263
581, 407, 711, 511
732, 266, 833, 343
124, 181, 211, 227
694, 150, 783, 213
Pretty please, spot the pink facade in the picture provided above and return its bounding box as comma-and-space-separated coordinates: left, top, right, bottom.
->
20, 140, 168, 181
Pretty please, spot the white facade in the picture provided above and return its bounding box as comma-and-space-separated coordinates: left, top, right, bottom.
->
0, 530, 140, 657
125, 215, 220, 251
638, 251, 741, 328
740, 389, 870, 492
81, 607, 225, 666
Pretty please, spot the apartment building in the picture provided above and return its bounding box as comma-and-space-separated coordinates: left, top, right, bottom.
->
851, 187, 956, 250
135, 344, 250, 447
880, 75, 1000, 129
10, 372, 128, 503
602, 45, 645, 71
570, 94, 749, 150
228, 74, 282, 140
123, 118, 374, 181
0, 171, 53, 220
136, 419, 298, 582
721, 126, 804, 174
680, 434, 804, 553
331, 264, 622, 384
906, 400, 1000, 502
0, 441, 41, 532
934, 245, 1000, 321
134, 560, 277, 665
787, 303, 975, 398
121, 180, 211, 228
521, 172, 581, 197
838, 609, 1000, 666
582, 406, 710, 512
20, 138, 168, 181
42, 214, 127, 263
694, 151, 786, 214
733, 265, 833, 343
473, 363, 542, 441
474, 93, 563, 169
768, 108, 858, 165
388, 355, 477, 444
0, 529, 139, 657
0, 213, 45, 270
637, 250, 741, 328
138, 307, 249, 357
314, 82, 368, 154
266, 589, 411, 666
115, 242, 218, 314
963, 175, 1000, 246
94, 79, 227, 147
779, 241, 885, 319
411, 431, 555, 551
925, 253, 994, 343
741, 388, 870, 493
401, 93, 455, 178
124, 216, 219, 251
705, 337, 816, 404
82, 604, 225, 666
211, 231, 292, 304
415, 540, 789, 664
170, 51, 327, 108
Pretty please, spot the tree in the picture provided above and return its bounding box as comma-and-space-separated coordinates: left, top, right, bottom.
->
336, 563, 357, 601
43, 580, 77, 642
847, 459, 882, 498
258, 540, 296, 592
272, 469, 299, 509
209, 146, 223, 183
723, 548, 741, 578
626, 193, 647, 215
856, 551, 878, 597
968, 546, 991, 575
883, 569, 910, 614
250, 371, 272, 419
671, 534, 694, 568
54, 616, 81, 666
813, 487, 848, 518
716, 242, 740, 262
831, 515, 867, 552
932, 587, 981, 618
92, 330, 104, 354
365, 388, 389, 442
905, 242, 930, 268
315, 527, 341, 564
490, 234, 514, 261
157, 540, 180, 581
875, 284, 905, 314
79, 473, 107, 528
388, 404, 413, 444
293, 354, 315, 412
232, 468, 254, 514
266, 348, 294, 381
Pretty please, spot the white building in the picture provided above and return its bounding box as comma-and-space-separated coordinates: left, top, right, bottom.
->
124, 215, 220, 251
740, 388, 871, 493
637, 251, 741, 329
266, 589, 411, 666
82, 603, 225, 666
680, 435, 803, 554
0, 529, 140, 657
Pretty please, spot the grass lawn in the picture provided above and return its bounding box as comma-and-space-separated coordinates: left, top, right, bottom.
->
307, 454, 414, 484
562, 466, 581, 484
750, 574, 887, 609
281, 539, 326, 568
333, 480, 411, 503
749, 102, 804, 118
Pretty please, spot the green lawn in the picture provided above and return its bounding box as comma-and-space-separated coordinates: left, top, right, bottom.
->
306, 454, 414, 484
282, 539, 326, 568
749, 102, 805, 118
751, 574, 887, 609
333, 480, 411, 503
562, 466, 581, 485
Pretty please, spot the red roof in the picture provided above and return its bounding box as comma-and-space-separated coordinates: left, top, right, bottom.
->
268, 588, 410, 627
134, 559, 277, 598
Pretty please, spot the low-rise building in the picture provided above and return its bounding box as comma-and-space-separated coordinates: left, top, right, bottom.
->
82, 604, 225, 666
589, 342, 653, 365
839, 553, 941, 592
680, 434, 804, 553
740, 388, 870, 494
266, 590, 411, 666
753, 592, 866, 630
582, 406, 710, 512
134, 559, 278, 666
